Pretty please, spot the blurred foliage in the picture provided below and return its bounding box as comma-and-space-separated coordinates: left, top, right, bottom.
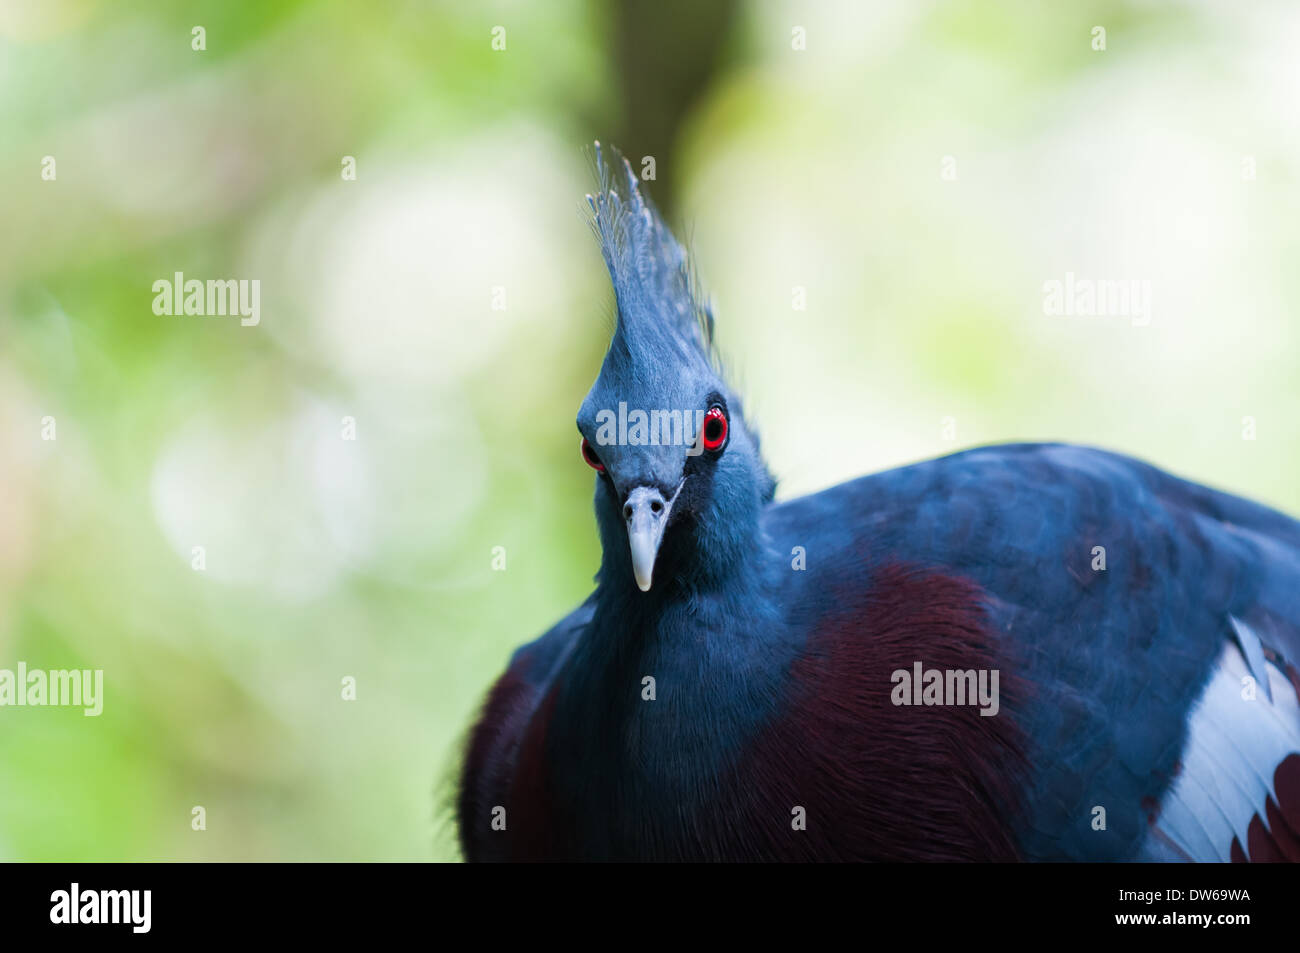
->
1, 0, 1298, 860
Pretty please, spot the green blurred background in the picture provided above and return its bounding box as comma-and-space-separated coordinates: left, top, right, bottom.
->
1, 0, 1297, 860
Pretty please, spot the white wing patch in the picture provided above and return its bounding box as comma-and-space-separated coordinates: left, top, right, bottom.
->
1139, 641, 1300, 861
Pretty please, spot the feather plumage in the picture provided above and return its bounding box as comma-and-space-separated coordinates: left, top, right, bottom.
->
456, 146, 1300, 862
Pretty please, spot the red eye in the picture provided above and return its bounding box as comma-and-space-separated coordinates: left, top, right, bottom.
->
701, 406, 728, 451
580, 437, 605, 472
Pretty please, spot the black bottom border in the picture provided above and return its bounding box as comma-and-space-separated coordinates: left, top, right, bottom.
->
1, 862, 1281, 940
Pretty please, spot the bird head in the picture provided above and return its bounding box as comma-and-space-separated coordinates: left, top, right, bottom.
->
576, 144, 774, 595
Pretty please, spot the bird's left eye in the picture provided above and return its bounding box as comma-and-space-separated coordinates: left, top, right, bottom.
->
701, 406, 728, 451
581, 437, 606, 472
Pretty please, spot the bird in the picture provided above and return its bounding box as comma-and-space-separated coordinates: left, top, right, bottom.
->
456, 143, 1300, 862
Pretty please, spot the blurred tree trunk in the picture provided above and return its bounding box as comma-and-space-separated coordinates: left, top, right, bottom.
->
609, 0, 739, 216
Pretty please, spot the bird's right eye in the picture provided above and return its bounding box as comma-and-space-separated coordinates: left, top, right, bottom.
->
581, 437, 605, 472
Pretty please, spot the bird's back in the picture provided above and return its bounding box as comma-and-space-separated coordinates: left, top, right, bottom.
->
761, 442, 1300, 860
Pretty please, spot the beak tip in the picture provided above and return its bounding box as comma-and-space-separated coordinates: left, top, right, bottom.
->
630, 554, 655, 592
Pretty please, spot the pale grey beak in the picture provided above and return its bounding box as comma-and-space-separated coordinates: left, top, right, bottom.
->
624, 482, 683, 592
